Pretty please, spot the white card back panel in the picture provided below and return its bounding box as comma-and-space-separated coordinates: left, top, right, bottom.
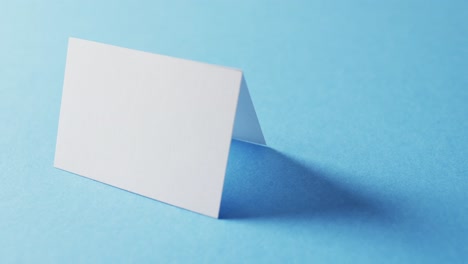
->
232, 77, 266, 145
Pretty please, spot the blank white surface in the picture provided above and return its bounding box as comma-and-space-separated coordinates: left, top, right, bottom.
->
232, 77, 266, 145
54, 38, 244, 218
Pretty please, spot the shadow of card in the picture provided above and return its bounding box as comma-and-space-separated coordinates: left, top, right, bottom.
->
220, 140, 392, 222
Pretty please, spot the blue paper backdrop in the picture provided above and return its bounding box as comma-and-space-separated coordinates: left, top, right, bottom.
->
1, 0, 467, 263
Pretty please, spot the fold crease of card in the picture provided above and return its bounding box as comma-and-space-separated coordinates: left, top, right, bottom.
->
54, 38, 266, 218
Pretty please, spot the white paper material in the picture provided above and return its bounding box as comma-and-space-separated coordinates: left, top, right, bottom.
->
232, 77, 266, 145
54, 38, 265, 218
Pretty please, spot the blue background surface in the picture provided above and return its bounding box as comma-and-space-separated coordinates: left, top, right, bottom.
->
1, 0, 467, 263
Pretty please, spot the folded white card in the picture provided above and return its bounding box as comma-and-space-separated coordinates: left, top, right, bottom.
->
54, 38, 265, 218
